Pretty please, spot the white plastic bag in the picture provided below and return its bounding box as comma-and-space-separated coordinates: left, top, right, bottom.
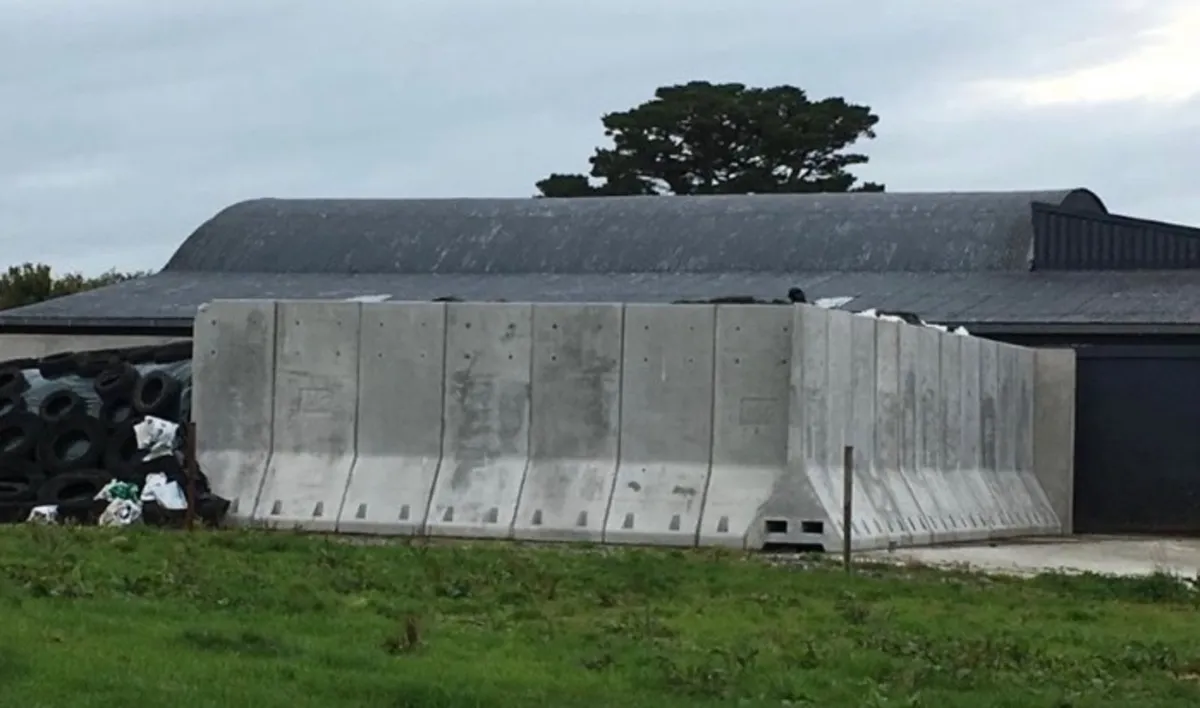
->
98, 499, 143, 526
134, 416, 180, 462
141, 472, 188, 510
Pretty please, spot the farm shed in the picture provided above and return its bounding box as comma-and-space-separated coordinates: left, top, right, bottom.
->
3, 188, 1200, 535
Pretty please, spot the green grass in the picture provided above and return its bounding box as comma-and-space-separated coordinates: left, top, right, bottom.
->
1, 527, 1200, 707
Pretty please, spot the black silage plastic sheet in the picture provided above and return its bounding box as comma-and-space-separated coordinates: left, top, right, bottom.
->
14, 360, 193, 423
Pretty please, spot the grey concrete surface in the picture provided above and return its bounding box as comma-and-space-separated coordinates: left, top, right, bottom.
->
1034, 348, 1077, 532
427, 303, 533, 539
192, 300, 277, 521
194, 298, 1070, 550
863, 536, 1200, 578
255, 300, 360, 531
339, 302, 446, 536
514, 304, 622, 543
605, 304, 715, 546
0, 333, 182, 360
700, 305, 795, 549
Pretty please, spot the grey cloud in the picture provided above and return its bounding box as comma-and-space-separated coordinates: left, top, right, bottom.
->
0, 0, 1193, 274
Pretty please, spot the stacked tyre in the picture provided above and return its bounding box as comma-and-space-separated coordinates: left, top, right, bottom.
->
0, 342, 192, 524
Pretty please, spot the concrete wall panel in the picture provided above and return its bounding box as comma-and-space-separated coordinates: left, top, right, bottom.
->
254, 301, 361, 530
427, 303, 533, 539
514, 304, 623, 542
875, 319, 927, 546
703, 306, 821, 548
338, 302, 447, 535
844, 314, 891, 548
606, 304, 715, 546
1034, 348, 1076, 531
192, 300, 277, 522
958, 336, 998, 530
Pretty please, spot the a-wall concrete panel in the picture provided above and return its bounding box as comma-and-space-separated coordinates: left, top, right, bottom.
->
899, 324, 953, 543
874, 319, 927, 546
911, 325, 968, 543
844, 314, 893, 549
1014, 345, 1059, 533
338, 302, 447, 535
1034, 348, 1076, 532
254, 300, 362, 530
605, 304, 715, 546
938, 333, 991, 540
958, 336, 999, 531
701, 305, 822, 549
427, 303, 533, 539
192, 300, 277, 523
514, 303, 623, 542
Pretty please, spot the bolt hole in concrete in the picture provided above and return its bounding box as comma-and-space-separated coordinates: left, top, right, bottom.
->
55, 432, 90, 462
465, 323, 471, 329
551, 323, 558, 329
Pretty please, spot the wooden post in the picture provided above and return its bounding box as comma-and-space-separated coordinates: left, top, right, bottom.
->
183, 421, 198, 531
842, 445, 853, 572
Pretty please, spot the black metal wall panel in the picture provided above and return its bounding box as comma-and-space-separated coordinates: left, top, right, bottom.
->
1034, 206, 1200, 270
1073, 345, 1200, 533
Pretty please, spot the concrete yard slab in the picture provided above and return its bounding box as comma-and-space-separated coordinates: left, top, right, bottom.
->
860, 535, 1200, 578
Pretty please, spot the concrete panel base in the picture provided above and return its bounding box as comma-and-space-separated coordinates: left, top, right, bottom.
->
605, 305, 715, 547
513, 304, 623, 543
338, 302, 446, 535
192, 300, 277, 523
254, 301, 361, 531
427, 303, 532, 539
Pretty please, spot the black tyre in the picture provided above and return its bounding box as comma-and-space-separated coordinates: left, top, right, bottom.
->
119, 346, 158, 365
151, 340, 193, 364
37, 351, 78, 379
99, 397, 139, 429
0, 458, 42, 506
94, 362, 139, 401
38, 388, 86, 423
132, 371, 182, 418
76, 350, 121, 378
0, 502, 33, 524
102, 421, 142, 477
36, 415, 105, 474
0, 365, 29, 398
0, 457, 46, 489
0, 357, 36, 371
0, 413, 41, 461
0, 393, 26, 417
37, 469, 111, 509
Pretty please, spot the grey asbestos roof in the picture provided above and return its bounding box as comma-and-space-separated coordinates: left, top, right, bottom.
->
3, 268, 1199, 331
164, 190, 1105, 275
9, 188, 1197, 333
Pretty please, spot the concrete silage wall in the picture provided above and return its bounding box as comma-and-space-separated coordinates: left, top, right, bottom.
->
192, 299, 1076, 551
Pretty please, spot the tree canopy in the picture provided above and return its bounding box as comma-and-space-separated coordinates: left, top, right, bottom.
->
536, 81, 884, 198
0, 262, 148, 311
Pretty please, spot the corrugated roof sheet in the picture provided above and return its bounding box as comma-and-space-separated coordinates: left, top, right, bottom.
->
164, 190, 1099, 275
1, 269, 1197, 329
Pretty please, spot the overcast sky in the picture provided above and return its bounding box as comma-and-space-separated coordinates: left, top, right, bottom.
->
1, 0, 1197, 275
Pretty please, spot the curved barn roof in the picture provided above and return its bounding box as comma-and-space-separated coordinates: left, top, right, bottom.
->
163, 189, 1107, 275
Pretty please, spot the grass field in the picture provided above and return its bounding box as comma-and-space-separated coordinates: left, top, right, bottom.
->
1, 527, 1200, 707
